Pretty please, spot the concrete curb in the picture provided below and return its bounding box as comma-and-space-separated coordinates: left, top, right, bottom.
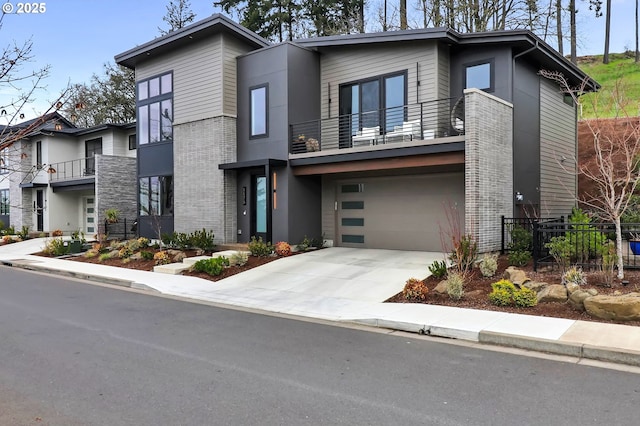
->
7, 260, 135, 289
479, 331, 640, 367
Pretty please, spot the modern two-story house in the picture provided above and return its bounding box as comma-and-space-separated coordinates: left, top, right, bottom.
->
115, 15, 597, 252
0, 113, 136, 235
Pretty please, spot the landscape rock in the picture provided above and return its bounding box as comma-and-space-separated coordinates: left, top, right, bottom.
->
584, 293, 640, 321
587, 288, 599, 296
503, 267, 530, 287
130, 252, 142, 261
167, 249, 183, 257
568, 290, 592, 312
173, 252, 186, 263
565, 282, 581, 295
537, 284, 568, 303
433, 280, 448, 294
523, 281, 548, 292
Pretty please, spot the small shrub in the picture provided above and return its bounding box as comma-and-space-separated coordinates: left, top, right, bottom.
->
126, 239, 141, 252
51, 229, 64, 237
140, 250, 154, 260
154, 250, 170, 265
448, 233, 478, 278
446, 272, 465, 301
562, 266, 587, 287
192, 256, 230, 276
402, 278, 429, 301
137, 237, 150, 248
478, 253, 498, 277
296, 236, 312, 251
161, 232, 177, 248
274, 241, 291, 256
84, 250, 98, 259
17, 226, 30, 240
98, 252, 112, 262
248, 236, 273, 257
2, 235, 13, 244
507, 225, 532, 252
118, 246, 133, 259
489, 279, 517, 306
513, 287, 538, 308
43, 237, 68, 256
5, 225, 15, 235
545, 235, 571, 272
189, 228, 215, 252
508, 250, 531, 267
229, 251, 249, 266
428, 260, 448, 279
599, 241, 617, 287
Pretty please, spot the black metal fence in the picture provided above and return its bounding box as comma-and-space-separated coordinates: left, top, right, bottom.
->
100, 218, 137, 240
502, 216, 640, 271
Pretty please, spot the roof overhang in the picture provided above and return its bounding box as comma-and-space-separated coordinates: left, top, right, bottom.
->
115, 14, 270, 69
219, 158, 288, 170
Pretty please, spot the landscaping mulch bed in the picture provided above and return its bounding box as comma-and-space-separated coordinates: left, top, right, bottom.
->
385, 255, 640, 327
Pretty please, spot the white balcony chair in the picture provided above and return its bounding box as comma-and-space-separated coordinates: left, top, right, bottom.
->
352, 126, 380, 147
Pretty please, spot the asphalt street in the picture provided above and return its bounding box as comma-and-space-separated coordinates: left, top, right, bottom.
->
1, 266, 639, 425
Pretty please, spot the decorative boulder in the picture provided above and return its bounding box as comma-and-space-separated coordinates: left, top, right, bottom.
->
568, 290, 592, 312
173, 252, 186, 263
523, 281, 547, 292
537, 284, 568, 303
433, 280, 448, 294
584, 293, 640, 321
565, 282, 581, 295
503, 267, 530, 287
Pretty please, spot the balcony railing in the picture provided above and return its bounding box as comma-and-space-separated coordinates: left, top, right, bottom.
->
289, 98, 464, 155
49, 157, 96, 182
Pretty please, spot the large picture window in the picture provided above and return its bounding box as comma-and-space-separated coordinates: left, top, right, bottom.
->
250, 84, 268, 138
137, 72, 173, 145
0, 189, 8, 215
139, 175, 173, 216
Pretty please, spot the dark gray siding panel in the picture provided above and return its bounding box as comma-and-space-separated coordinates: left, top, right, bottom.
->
512, 59, 541, 212
0, 214, 8, 227
450, 46, 512, 102
138, 143, 173, 177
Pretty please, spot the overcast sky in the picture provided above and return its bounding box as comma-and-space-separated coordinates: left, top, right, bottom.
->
0, 0, 636, 122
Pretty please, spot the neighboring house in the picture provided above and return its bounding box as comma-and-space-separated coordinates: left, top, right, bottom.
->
0, 112, 136, 235
115, 14, 597, 253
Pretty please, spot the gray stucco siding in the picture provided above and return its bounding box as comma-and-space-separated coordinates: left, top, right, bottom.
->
539, 78, 577, 217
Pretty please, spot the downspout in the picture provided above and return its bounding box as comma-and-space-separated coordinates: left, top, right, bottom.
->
511, 41, 539, 217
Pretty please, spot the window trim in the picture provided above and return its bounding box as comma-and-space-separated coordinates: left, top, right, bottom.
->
463, 59, 495, 92
0, 188, 9, 215
129, 134, 136, 150
249, 84, 269, 139
0, 148, 8, 175
136, 71, 174, 146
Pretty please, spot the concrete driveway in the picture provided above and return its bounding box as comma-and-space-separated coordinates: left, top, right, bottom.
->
212, 247, 444, 303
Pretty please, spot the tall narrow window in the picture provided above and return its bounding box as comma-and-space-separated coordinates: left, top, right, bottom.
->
85, 138, 102, 175
250, 85, 268, 138
139, 175, 173, 216
0, 148, 8, 174
0, 189, 9, 215
36, 141, 42, 169
136, 72, 173, 145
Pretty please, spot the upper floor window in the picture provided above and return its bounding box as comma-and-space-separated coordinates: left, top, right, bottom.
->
465, 61, 493, 92
36, 141, 42, 169
137, 72, 173, 145
0, 148, 8, 174
0, 188, 9, 215
250, 84, 268, 138
129, 134, 136, 150
85, 137, 102, 175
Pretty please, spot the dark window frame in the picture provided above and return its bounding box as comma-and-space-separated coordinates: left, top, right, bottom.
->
338, 70, 408, 133
36, 140, 42, 169
138, 175, 174, 217
463, 59, 495, 92
85, 137, 102, 175
136, 71, 174, 146
249, 83, 269, 139
0, 188, 9, 215
129, 134, 136, 150
0, 148, 8, 174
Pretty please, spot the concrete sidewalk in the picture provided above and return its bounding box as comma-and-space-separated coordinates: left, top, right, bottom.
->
1, 238, 640, 367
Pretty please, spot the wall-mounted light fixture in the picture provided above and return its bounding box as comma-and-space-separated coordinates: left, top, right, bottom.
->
515, 191, 524, 202
242, 186, 246, 205
272, 172, 277, 210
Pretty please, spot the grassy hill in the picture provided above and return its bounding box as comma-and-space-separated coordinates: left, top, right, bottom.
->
577, 53, 640, 119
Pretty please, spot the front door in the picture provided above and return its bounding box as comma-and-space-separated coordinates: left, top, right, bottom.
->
251, 175, 267, 241
83, 197, 95, 235
35, 190, 44, 232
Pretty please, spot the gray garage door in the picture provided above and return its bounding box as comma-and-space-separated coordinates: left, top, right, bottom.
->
337, 173, 465, 251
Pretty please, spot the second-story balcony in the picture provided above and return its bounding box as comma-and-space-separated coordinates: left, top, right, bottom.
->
48, 156, 97, 184
289, 98, 464, 155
